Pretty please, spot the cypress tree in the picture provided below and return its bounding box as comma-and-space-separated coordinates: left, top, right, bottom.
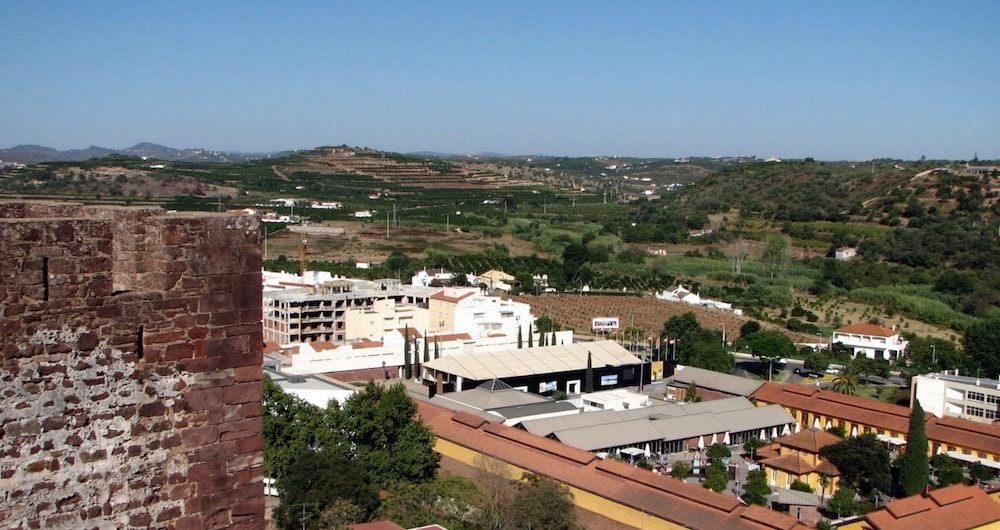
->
403, 325, 412, 379
528, 323, 534, 348
423, 332, 430, 362
517, 326, 523, 349
898, 401, 930, 496
585, 351, 594, 393
413, 336, 420, 379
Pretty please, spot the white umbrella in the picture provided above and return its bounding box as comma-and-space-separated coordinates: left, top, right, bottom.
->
825, 420, 832, 430
760, 429, 767, 441
781, 424, 791, 436
644, 443, 651, 458
710, 433, 718, 445
812, 418, 821, 430
795, 423, 802, 433
771, 427, 779, 439
723, 431, 731, 445
850, 426, 858, 437
697, 435, 705, 450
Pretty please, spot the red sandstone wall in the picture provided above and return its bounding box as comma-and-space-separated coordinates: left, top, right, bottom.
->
0, 202, 264, 529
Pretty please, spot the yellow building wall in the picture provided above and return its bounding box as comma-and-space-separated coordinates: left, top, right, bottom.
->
433, 437, 690, 529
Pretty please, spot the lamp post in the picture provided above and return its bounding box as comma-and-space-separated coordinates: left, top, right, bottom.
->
931, 344, 936, 368
720, 322, 726, 346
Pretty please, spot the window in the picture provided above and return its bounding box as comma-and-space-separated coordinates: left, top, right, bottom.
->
968, 391, 985, 402
986, 394, 1000, 405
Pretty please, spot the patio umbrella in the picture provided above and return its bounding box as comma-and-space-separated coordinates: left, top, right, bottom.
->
850, 426, 858, 437
697, 435, 705, 450
723, 431, 731, 445
760, 429, 767, 441
781, 424, 791, 436
710, 433, 718, 445
771, 427, 779, 439
813, 418, 820, 430
825, 420, 832, 430
794, 423, 801, 433
644, 443, 651, 458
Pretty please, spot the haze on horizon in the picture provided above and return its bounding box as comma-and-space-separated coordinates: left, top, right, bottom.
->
1, 1, 997, 161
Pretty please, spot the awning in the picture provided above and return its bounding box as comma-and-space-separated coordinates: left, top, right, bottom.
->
876, 434, 906, 446
947, 451, 1000, 470
620, 447, 645, 457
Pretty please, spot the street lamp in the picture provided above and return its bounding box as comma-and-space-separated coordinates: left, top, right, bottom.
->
720, 322, 726, 346
931, 344, 936, 368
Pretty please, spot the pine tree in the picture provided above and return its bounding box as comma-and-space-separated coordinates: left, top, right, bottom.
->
898, 401, 930, 496
585, 351, 594, 393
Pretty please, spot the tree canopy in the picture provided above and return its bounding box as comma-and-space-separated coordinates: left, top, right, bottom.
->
820, 433, 891, 498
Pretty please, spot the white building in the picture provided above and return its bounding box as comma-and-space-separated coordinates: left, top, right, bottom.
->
911, 372, 1000, 424
831, 323, 909, 362
834, 247, 857, 261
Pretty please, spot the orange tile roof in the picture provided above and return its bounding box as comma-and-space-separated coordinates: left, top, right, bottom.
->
311, 340, 338, 351
353, 338, 384, 349
429, 332, 473, 342
752, 382, 1000, 458
416, 400, 811, 530
834, 323, 898, 337
430, 290, 475, 303
752, 382, 910, 435
761, 454, 815, 475
774, 429, 842, 454
862, 484, 1000, 530
398, 327, 423, 339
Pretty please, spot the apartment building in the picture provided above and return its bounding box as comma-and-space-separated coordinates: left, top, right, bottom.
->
912, 372, 1000, 424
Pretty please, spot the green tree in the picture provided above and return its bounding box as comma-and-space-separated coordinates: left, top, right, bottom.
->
684, 380, 700, 402
704, 461, 728, 492
747, 330, 796, 379
584, 351, 594, 393
528, 323, 534, 347
404, 325, 413, 379
897, 401, 930, 496
826, 485, 859, 518
263, 375, 325, 480
687, 340, 734, 374
832, 363, 860, 395
375, 475, 482, 530
706, 443, 731, 461
743, 469, 772, 506
423, 334, 430, 363
517, 326, 523, 349
760, 234, 791, 279
790, 480, 814, 493
820, 433, 891, 498
671, 461, 691, 479
930, 454, 966, 487
510, 473, 580, 530
315, 498, 367, 530
964, 310, 1000, 378
339, 382, 439, 488
273, 447, 379, 530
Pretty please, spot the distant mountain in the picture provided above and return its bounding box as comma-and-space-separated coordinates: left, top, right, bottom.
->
0, 145, 117, 164
0, 143, 275, 164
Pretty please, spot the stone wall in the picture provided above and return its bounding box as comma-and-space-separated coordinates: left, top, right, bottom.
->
0, 202, 265, 529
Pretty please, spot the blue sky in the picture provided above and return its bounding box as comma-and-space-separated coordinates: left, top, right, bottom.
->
2, 2, 997, 160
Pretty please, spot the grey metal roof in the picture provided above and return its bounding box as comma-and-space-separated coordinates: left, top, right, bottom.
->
489, 401, 579, 420
519, 397, 756, 437
667, 366, 765, 396
434, 386, 550, 411
423, 340, 641, 381
537, 399, 796, 452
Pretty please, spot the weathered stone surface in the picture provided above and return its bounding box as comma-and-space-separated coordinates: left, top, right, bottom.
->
0, 202, 263, 529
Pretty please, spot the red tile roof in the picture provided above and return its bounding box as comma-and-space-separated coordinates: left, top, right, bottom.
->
311, 340, 338, 351
862, 484, 1000, 530
430, 290, 475, 303
417, 400, 810, 530
349, 522, 405, 530
834, 323, 898, 337
774, 429, 842, 454
752, 382, 1000, 458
